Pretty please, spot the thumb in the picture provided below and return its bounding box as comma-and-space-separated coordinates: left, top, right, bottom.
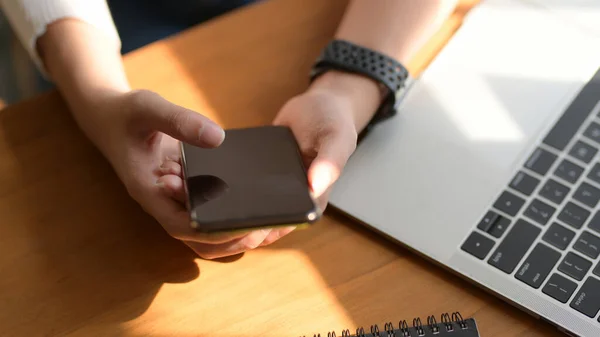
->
308, 130, 356, 199
129, 90, 225, 147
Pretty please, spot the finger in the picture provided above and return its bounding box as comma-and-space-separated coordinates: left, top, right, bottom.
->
146, 190, 250, 244
158, 160, 182, 177
143, 191, 193, 237
309, 185, 332, 215
156, 174, 186, 204
160, 137, 184, 162
259, 226, 296, 246
184, 229, 272, 260
129, 90, 225, 148
308, 129, 357, 199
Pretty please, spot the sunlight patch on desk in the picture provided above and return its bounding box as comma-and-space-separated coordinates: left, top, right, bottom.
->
113, 249, 353, 337
123, 45, 223, 125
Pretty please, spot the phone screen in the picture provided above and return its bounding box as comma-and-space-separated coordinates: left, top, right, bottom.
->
180, 126, 318, 233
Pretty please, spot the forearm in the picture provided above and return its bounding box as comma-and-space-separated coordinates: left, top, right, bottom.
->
335, 0, 460, 66
309, 0, 459, 130
0, 0, 125, 108
38, 19, 129, 112
37, 19, 129, 148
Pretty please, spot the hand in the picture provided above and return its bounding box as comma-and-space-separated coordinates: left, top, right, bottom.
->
273, 71, 383, 211
79, 89, 295, 259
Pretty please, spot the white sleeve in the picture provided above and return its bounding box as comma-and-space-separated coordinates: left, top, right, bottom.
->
0, 0, 121, 77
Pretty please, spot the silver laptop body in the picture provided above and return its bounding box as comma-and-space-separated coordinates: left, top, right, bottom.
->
329, 0, 600, 336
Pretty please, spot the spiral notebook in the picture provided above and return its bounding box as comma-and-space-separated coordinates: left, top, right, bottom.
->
302, 312, 479, 337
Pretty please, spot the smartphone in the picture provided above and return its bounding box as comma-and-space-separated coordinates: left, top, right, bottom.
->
180, 125, 320, 233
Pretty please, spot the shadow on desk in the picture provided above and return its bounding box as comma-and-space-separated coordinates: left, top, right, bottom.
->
0, 93, 200, 336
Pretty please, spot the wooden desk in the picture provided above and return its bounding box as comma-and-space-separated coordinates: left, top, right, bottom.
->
0, 0, 561, 336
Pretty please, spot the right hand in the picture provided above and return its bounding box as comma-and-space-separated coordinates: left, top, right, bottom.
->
79, 89, 295, 259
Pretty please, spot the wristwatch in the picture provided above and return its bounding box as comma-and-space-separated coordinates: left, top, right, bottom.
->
310, 39, 410, 131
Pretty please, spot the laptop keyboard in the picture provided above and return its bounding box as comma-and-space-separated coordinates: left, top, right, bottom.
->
461, 68, 600, 323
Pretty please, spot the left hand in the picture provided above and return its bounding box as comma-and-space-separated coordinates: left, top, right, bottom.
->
273, 71, 383, 211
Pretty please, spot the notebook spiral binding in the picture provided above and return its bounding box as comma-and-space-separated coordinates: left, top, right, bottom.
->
302, 311, 473, 337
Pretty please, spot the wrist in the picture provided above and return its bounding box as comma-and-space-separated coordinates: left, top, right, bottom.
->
308, 70, 385, 131
67, 87, 131, 154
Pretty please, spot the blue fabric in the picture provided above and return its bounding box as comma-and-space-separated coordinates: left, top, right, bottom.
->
108, 0, 257, 54
0, 11, 19, 103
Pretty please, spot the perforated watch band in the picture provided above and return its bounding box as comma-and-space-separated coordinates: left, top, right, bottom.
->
310, 39, 410, 127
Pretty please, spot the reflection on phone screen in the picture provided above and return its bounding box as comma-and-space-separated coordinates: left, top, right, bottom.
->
187, 175, 229, 207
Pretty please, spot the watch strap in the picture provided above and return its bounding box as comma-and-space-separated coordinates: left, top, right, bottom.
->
310, 39, 410, 126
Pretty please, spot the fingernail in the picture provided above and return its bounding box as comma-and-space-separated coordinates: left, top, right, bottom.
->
312, 171, 332, 198
311, 161, 339, 199
199, 123, 225, 146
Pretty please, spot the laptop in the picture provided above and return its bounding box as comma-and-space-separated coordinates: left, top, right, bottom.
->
328, 0, 600, 336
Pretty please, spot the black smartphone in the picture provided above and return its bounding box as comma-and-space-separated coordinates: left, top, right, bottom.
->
180, 125, 320, 233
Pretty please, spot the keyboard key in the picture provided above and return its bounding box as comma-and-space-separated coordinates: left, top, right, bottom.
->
573, 231, 600, 259
589, 163, 600, 186
515, 243, 561, 289
588, 211, 600, 234
542, 273, 578, 303
543, 75, 600, 151
488, 217, 511, 238
510, 171, 540, 196
558, 252, 592, 281
583, 121, 600, 144
570, 277, 600, 318
523, 199, 555, 226
558, 202, 590, 229
594, 263, 600, 277
461, 232, 495, 260
477, 211, 498, 232
543, 222, 576, 250
554, 159, 584, 184
569, 140, 597, 164
573, 182, 600, 208
539, 179, 570, 204
525, 148, 557, 176
493, 191, 525, 216
475, 211, 510, 238
488, 219, 541, 274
